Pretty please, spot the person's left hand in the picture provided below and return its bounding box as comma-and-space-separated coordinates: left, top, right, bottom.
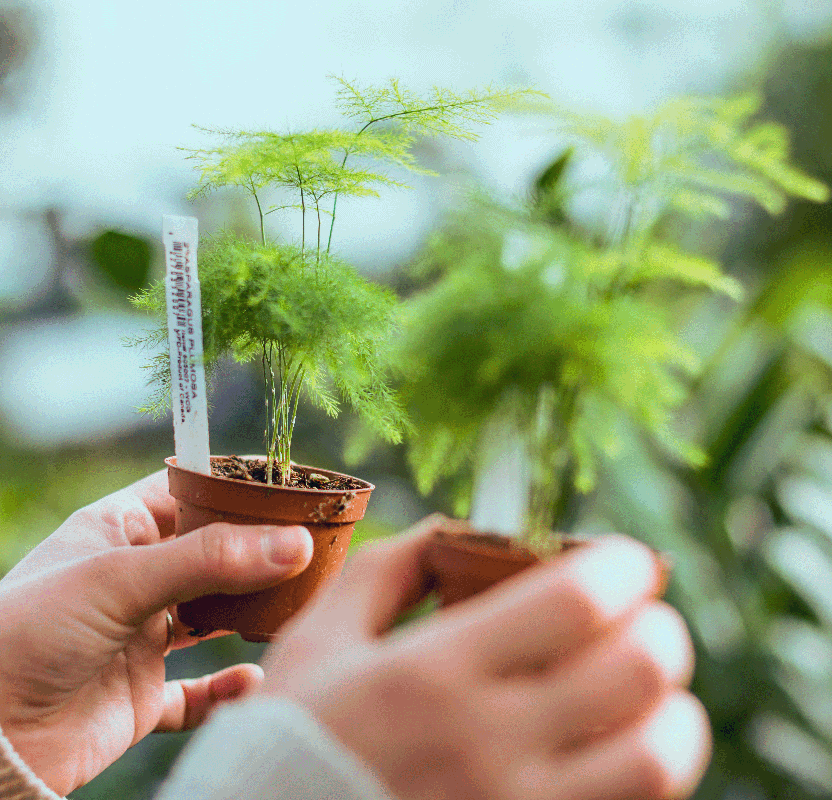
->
0, 469, 314, 796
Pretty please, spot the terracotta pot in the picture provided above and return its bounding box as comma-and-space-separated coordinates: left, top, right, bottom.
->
426, 528, 669, 606
166, 456, 374, 642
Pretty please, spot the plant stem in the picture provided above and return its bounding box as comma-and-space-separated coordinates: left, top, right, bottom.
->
278, 344, 290, 485
263, 342, 271, 480
275, 343, 282, 483
296, 165, 306, 259
525, 385, 577, 550
287, 363, 305, 452
315, 199, 322, 266
265, 340, 280, 485
252, 186, 266, 246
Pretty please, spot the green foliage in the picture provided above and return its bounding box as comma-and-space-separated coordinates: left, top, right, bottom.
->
89, 230, 152, 293
185, 79, 534, 203
186, 128, 415, 203
131, 233, 407, 476
184, 77, 540, 254
332, 76, 539, 138
397, 92, 828, 537
398, 205, 710, 517
132, 77, 530, 479
550, 92, 828, 221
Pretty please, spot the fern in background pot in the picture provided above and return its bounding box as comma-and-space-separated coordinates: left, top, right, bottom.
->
391, 93, 828, 603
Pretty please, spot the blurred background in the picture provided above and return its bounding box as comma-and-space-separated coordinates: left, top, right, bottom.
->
1, 1, 832, 797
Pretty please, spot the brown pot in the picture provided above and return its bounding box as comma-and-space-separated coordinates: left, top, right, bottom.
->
166, 456, 374, 642
426, 528, 669, 607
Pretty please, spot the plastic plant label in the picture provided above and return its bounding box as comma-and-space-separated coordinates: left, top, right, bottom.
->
470, 416, 530, 538
163, 215, 210, 475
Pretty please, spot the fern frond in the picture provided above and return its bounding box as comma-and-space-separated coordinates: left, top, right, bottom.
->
184, 128, 415, 200
543, 92, 829, 223
667, 188, 732, 220
632, 243, 745, 300
303, 365, 340, 417
331, 75, 545, 140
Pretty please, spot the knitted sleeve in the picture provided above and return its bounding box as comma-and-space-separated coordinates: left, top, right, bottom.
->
155, 696, 397, 800
0, 726, 63, 800
1, 700, 397, 800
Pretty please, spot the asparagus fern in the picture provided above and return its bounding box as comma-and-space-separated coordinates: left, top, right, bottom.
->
397, 92, 828, 544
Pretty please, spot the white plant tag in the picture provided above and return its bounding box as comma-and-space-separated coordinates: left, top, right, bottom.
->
470, 416, 530, 538
163, 215, 210, 475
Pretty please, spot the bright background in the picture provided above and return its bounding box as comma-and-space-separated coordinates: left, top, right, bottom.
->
2, 1, 832, 798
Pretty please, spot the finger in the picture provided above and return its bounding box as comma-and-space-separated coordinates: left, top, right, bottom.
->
0, 480, 163, 586
409, 536, 663, 675
74, 469, 176, 545
128, 469, 178, 540
154, 663, 264, 732
2, 470, 178, 586
302, 514, 456, 637
89, 522, 314, 628
516, 692, 711, 800
503, 602, 694, 750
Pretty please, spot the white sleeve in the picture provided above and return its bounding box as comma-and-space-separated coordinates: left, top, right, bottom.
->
154, 696, 397, 800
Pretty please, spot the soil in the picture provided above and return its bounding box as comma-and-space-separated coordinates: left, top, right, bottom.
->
211, 455, 365, 490
434, 529, 573, 555
435, 529, 520, 550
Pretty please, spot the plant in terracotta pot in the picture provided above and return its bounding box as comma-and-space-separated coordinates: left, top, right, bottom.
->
129, 77, 536, 641
388, 93, 829, 605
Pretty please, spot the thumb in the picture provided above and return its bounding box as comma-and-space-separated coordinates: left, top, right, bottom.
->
303, 514, 450, 638
95, 523, 314, 628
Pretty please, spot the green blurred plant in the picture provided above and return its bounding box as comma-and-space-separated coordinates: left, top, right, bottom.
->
90, 229, 152, 293
395, 92, 827, 547
641, 45, 832, 797
594, 261, 832, 800
130, 78, 535, 483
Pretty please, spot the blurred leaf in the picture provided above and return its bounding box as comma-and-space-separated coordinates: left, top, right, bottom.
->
748, 713, 832, 792
89, 230, 152, 292
531, 148, 572, 224
754, 243, 832, 330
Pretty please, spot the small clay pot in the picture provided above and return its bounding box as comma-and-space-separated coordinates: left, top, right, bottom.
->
426, 528, 669, 606
166, 456, 374, 642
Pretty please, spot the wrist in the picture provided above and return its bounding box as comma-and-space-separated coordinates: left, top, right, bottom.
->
0, 722, 63, 799
156, 695, 396, 800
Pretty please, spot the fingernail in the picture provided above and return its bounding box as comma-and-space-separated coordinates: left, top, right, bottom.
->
642, 694, 710, 792
570, 538, 658, 617
630, 605, 691, 684
261, 526, 312, 565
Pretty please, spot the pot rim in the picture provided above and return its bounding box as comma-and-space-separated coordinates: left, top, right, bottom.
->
165, 455, 375, 495
429, 528, 583, 564
430, 528, 671, 596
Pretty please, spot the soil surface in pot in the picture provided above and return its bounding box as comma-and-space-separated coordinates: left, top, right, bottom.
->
211, 455, 365, 490
434, 529, 578, 553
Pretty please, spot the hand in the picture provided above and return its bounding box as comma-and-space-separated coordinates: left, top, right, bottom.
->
262, 517, 710, 800
0, 470, 313, 796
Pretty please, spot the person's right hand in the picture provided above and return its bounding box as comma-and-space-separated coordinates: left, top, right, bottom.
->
261, 516, 710, 800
